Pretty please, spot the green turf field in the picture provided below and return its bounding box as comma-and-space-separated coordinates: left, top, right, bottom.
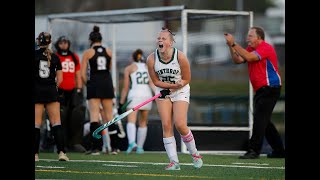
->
35, 152, 285, 180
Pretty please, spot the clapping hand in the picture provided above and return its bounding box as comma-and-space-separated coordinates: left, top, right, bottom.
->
224, 33, 235, 47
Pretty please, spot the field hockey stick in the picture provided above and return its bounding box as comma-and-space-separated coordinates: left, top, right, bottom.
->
92, 92, 162, 139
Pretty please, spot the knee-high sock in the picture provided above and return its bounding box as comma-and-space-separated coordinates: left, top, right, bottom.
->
137, 127, 147, 148
52, 124, 66, 154
35, 127, 40, 154
163, 136, 179, 163
126, 122, 136, 144
180, 130, 197, 155
90, 122, 101, 150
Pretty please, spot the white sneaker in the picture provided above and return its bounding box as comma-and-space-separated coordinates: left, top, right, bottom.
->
191, 152, 203, 169
126, 142, 137, 154
58, 151, 69, 161
165, 161, 180, 170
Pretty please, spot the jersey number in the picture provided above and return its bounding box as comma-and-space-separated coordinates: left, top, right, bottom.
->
136, 72, 149, 84
161, 76, 175, 84
39, 60, 50, 78
97, 56, 107, 70
62, 61, 75, 73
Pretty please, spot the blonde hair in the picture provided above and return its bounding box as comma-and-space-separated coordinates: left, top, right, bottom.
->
161, 27, 176, 43
37, 32, 52, 67
44, 47, 53, 67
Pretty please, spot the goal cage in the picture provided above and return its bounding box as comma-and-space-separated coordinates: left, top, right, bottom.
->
46, 5, 253, 154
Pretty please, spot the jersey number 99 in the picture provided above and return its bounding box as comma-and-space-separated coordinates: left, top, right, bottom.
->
62, 61, 75, 73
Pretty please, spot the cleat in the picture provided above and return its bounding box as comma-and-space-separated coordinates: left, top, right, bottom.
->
126, 142, 137, 154
111, 149, 118, 155
136, 147, 144, 154
58, 151, 69, 161
165, 161, 180, 170
191, 152, 203, 169
85, 149, 100, 155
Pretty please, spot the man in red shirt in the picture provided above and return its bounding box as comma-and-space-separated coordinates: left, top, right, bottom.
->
224, 26, 285, 159
55, 36, 85, 152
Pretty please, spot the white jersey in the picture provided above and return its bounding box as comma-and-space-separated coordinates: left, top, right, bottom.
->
154, 47, 190, 94
127, 62, 153, 101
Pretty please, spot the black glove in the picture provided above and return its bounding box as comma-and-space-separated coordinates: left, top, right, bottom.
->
118, 103, 124, 115
159, 89, 170, 98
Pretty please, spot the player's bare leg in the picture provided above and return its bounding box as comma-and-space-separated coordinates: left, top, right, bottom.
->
46, 102, 69, 161
173, 101, 202, 169
157, 99, 180, 170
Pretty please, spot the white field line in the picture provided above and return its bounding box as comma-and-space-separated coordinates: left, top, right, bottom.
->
36, 166, 65, 169
232, 162, 269, 166
102, 164, 138, 168
40, 159, 284, 170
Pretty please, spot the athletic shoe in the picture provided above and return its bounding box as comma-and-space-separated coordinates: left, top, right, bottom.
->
126, 142, 137, 154
239, 149, 259, 159
85, 149, 101, 155
90, 149, 101, 155
35, 154, 39, 162
191, 152, 203, 169
58, 151, 69, 161
165, 161, 180, 170
136, 147, 144, 154
111, 149, 118, 155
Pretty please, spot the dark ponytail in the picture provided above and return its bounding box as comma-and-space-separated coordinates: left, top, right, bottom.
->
89, 25, 102, 45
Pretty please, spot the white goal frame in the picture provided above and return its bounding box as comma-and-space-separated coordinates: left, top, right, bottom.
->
46, 5, 254, 154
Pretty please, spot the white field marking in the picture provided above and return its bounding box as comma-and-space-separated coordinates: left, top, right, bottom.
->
41, 159, 284, 170
102, 164, 138, 168
232, 162, 269, 166
36, 165, 65, 169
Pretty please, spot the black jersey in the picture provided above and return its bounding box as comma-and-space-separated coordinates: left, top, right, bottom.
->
87, 46, 111, 81
34, 48, 62, 85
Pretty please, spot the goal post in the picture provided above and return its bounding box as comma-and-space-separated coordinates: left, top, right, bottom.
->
179, 9, 253, 154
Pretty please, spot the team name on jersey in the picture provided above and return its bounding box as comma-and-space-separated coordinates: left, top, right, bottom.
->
156, 68, 180, 75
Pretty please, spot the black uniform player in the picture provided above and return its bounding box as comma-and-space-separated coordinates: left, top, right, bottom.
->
81, 25, 115, 155
34, 32, 69, 161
